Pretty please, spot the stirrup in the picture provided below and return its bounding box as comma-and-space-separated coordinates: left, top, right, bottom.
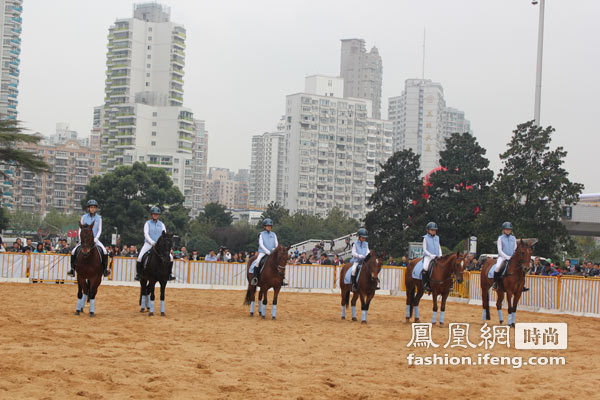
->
134, 273, 141, 281
67, 269, 75, 277
168, 274, 176, 281
103, 269, 109, 277
522, 287, 529, 292
281, 279, 288, 287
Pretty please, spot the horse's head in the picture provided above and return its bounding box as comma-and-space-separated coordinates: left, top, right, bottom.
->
78, 221, 95, 256
155, 231, 174, 256
451, 252, 467, 284
274, 244, 291, 267
365, 250, 383, 283
511, 239, 533, 274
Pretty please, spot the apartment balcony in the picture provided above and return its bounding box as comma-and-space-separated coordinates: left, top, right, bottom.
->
112, 25, 129, 33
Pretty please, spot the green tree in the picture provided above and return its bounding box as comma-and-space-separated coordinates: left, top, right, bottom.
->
211, 222, 260, 252
7, 209, 42, 233
571, 236, 600, 262
259, 202, 289, 226
322, 207, 359, 238
84, 162, 187, 245
0, 120, 50, 177
424, 132, 494, 249
42, 209, 80, 235
364, 149, 423, 256
476, 121, 584, 257
0, 207, 9, 231
198, 202, 232, 228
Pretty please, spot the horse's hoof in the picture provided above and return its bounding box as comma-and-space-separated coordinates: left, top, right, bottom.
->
499, 320, 504, 325
361, 320, 367, 324
439, 323, 444, 327
414, 318, 420, 323
341, 316, 345, 320
149, 312, 154, 317
74, 310, 80, 316
261, 315, 265, 320
89, 312, 95, 318
352, 317, 357, 322
272, 316, 276, 320
140, 308, 145, 313
510, 323, 515, 328
249, 312, 254, 317
161, 312, 165, 317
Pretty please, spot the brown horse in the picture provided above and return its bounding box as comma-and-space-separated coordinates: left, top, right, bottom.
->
339, 251, 384, 324
74, 221, 103, 317
244, 244, 290, 320
480, 239, 533, 327
405, 252, 465, 324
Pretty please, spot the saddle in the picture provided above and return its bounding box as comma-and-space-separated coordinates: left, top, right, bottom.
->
141, 251, 151, 268
255, 254, 269, 277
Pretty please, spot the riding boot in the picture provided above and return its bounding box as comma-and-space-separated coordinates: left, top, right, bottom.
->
135, 261, 142, 281
168, 261, 176, 281
281, 278, 288, 287
251, 266, 259, 286
492, 271, 502, 290
101, 252, 109, 277
522, 286, 530, 292
67, 253, 76, 277
376, 278, 381, 290
421, 270, 430, 292
351, 272, 358, 292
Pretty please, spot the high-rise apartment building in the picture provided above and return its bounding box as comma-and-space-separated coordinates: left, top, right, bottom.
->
11, 136, 101, 214
340, 38, 382, 119
98, 3, 203, 213
204, 168, 249, 209
249, 131, 286, 209
388, 79, 472, 175
284, 75, 392, 220
190, 119, 208, 216
0, 0, 22, 120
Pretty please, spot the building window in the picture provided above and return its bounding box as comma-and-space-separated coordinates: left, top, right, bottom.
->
151, 141, 156, 146
148, 36, 152, 41
148, 27, 152, 32
146, 72, 150, 77
147, 63, 151, 68
147, 54, 151, 59
145, 82, 150, 86
151, 131, 156, 136
152, 122, 157, 126
147, 45, 151, 50
152, 112, 157, 117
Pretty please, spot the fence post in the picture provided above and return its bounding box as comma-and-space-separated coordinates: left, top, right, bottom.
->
556, 275, 561, 311
26, 252, 31, 278
332, 265, 337, 289
187, 259, 191, 284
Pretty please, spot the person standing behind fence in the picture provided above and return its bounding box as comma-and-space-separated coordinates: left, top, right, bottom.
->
135, 207, 175, 281
68, 199, 109, 277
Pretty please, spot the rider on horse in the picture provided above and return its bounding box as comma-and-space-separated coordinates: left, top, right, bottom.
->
249, 218, 287, 286
492, 222, 529, 292
68, 199, 109, 277
421, 222, 442, 292
135, 207, 175, 281
350, 228, 369, 292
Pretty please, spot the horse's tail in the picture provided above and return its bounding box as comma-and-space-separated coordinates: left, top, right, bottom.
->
344, 289, 350, 309
243, 284, 256, 305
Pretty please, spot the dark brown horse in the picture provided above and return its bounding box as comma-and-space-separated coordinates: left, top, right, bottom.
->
480, 239, 533, 327
244, 244, 290, 319
74, 221, 103, 317
139, 232, 174, 317
405, 252, 465, 324
339, 251, 384, 324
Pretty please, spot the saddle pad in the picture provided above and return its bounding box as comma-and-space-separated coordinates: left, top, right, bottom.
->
412, 259, 424, 280
488, 260, 507, 279
344, 265, 362, 285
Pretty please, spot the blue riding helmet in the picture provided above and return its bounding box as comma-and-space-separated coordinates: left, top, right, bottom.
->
150, 206, 161, 215
263, 218, 273, 226
87, 199, 99, 207
357, 228, 368, 238
426, 222, 438, 231
502, 221, 513, 230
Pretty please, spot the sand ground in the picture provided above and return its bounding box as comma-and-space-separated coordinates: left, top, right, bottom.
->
0, 282, 598, 399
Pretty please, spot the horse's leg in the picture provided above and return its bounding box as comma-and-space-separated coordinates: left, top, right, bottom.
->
257, 288, 263, 317
149, 280, 157, 316
75, 278, 83, 315
340, 287, 348, 320
261, 288, 268, 320
405, 281, 413, 322
362, 292, 375, 324
160, 280, 166, 317
140, 280, 147, 312
271, 286, 280, 320
88, 276, 100, 317
350, 291, 358, 321
496, 290, 505, 325
414, 283, 424, 323
439, 290, 449, 327
511, 290, 522, 327
482, 285, 490, 322
432, 291, 438, 324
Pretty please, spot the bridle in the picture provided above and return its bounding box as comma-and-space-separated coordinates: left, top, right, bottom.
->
430, 254, 465, 285
151, 237, 171, 266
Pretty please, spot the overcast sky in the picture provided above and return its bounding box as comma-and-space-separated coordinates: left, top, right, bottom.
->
18, 0, 600, 192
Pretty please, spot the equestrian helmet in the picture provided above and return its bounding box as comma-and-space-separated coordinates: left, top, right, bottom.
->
426, 222, 438, 231
502, 221, 513, 230
357, 228, 368, 238
263, 218, 273, 227
86, 199, 99, 207
150, 206, 161, 215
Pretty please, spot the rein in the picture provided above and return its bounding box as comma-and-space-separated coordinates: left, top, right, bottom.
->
429, 255, 458, 285
151, 242, 170, 265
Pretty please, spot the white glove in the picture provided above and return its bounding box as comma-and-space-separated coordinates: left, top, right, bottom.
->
94, 238, 99, 243
151, 241, 156, 246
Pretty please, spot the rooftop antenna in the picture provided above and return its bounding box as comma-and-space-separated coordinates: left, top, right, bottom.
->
422, 28, 426, 80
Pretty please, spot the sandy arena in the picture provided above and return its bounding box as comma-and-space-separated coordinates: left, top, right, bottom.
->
0, 282, 598, 399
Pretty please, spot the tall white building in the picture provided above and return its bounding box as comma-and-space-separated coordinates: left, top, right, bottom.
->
249, 131, 286, 208
284, 75, 392, 220
443, 107, 472, 138
98, 3, 203, 212
340, 38, 383, 119
0, 0, 22, 120
388, 79, 472, 175
190, 119, 208, 216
